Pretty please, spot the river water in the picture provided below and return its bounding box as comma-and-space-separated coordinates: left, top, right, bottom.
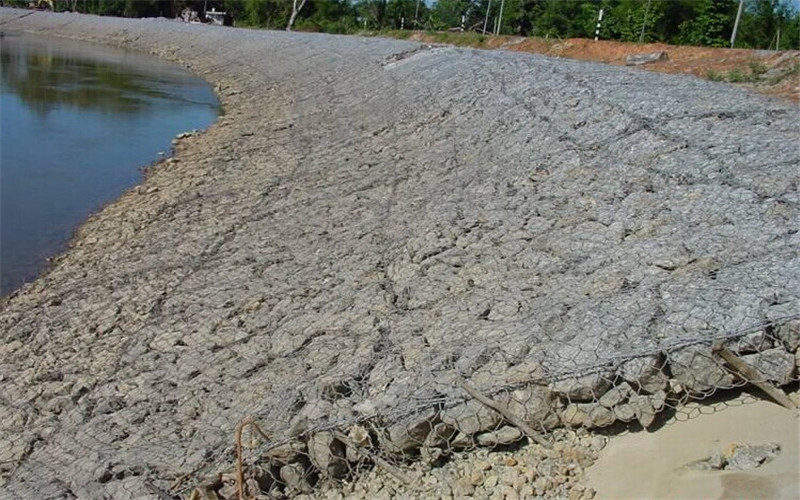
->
0, 33, 219, 296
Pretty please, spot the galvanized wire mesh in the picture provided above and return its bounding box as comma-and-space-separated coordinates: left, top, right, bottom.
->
1, 8, 798, 500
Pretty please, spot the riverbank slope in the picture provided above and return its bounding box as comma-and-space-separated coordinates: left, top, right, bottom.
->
1, 8, 798, 499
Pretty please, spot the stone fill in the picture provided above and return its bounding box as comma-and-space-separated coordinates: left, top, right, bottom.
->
0, 8, 798, 499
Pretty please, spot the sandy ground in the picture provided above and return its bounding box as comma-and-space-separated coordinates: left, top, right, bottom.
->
587, 391, 800, 499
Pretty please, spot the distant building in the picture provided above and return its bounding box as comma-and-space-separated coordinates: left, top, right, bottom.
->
205, 8, 232, 27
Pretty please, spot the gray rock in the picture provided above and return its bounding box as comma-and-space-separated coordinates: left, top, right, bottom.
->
441, 399, 502, 435
628, 391, 666, 428
724, 330, 773, 355
280, 462, 314, 494
250, 464, 276, 493
420, 446, 443, 464
766, 302, 800, 351
550, 373, 612, 402
776, 319, 800, 352
619, 356, 669, 393
264, 441, 306, 464
669, 346, 735, 393
307, 431, 348, 478
625, 51, 669, 66
612, 403, 636, 422
423, 422, 456, 448
598, 382, 632, 408
726, 443, 781, 470
476, 426, 523, 447
380, 408, 438, 454
561, 403, 615, 429
503, 386, 562, 430
449, 432, 473, 449
684, 443, 780, 471
683, 450, 726, 471
741, 348, 796, 386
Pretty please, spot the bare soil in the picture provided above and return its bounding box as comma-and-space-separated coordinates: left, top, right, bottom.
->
407, 33, 800, 103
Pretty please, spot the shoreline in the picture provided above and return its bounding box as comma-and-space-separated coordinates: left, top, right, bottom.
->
1, 8, 798, 499
0, 30, 220, 301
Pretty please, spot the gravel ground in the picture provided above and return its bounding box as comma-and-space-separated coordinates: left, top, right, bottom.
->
0, 8, 798, 500
300, 429, 605, 500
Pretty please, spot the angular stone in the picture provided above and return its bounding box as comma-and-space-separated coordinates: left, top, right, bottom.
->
250, 464, 276, 492
561, 403, 615, 428
307, 431, 348, 478
612, 403, 635, 422
683, 450, 726, 471
380, 408, 438, 454
279, 462, 313, 493
625, 51, 668, 66
503, 386, 561, 430
725, 443, 781, 470
450, 432, 472, 448
550, 373, 612, 402
344, 425, 370, 463
724, 330, 773, 355
598, 382, 632, 408
669, 346, 735, 393
423, 422, 456, 448
420, 446, 443, 463
629, 391, 666, 428
347, 425, 370, 447
476, 426, 523, 447
441, 399, 501, 435
619, 356, 668, 393
741, 348, 796, 386
263, 441, 305, 464
776, 320, 800, 352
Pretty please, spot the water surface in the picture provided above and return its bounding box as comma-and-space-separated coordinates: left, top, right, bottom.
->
1, 33, 219, 296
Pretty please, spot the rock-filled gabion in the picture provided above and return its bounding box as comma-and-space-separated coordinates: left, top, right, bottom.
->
1, 8, 798, 500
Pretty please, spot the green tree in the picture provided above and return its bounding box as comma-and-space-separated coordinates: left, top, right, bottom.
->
240, 0, 291, 27
669, 0, 736, 47
431, 0, 477, 29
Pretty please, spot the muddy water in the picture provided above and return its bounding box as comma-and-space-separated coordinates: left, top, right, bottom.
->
0, 33, 219, 295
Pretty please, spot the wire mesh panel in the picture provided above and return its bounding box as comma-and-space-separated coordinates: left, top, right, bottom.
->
0, 8, 798, 500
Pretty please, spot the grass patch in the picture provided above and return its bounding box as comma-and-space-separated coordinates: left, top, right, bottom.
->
423, 30, 488, 47
706, 61, 773, 84
767, 61, 800, 85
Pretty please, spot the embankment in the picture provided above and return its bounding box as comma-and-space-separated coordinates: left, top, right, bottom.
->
0, 8, 798, 499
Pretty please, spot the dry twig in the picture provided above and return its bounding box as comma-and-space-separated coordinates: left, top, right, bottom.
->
711, 341, 797, 410
456, 375, 553, 449
332, 430, 413, 485
235, 418, 271, 500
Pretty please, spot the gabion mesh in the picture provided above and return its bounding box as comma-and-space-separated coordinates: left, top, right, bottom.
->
1, 8, 798, 500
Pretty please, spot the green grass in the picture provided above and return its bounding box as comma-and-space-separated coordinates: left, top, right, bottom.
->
423, 31, 488, 47
767, 61, 800, 85
706, 60, 774, 84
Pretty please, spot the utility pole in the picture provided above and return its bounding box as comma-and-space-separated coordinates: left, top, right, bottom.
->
594, 8, 604, 41
639, 0, 652, 44
483, 0, 493, 35
730, 0, 744, 48
495, 0, 505, 36
414, 0, 420, 26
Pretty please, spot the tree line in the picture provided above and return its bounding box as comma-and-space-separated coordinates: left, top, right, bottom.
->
9, 0, 799, 49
